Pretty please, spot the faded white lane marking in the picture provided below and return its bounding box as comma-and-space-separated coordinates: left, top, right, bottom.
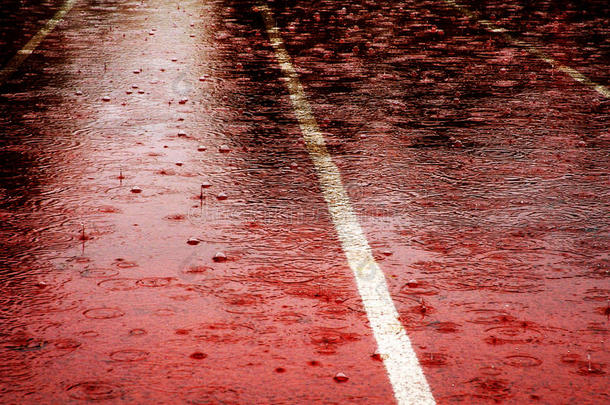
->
256, 5, 435, 405
442, 0, 609, 98
0, 0, 78, 85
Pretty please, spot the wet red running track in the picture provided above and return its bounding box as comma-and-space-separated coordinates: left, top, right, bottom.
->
0, 0, 608, 404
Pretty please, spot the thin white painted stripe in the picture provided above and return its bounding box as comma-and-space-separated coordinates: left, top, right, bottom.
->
442, 0, 610, 98
0, 0, 78, 85
256, 5, 435, 405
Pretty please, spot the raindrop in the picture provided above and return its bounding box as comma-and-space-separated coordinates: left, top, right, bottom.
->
197, 145, 207, 151
381, 250, 393, 256
102, 96, 111, 102
333, 372, 349, 382
420, 352, 449, 367
130, 186, 142, 193
576, 354, 605, 376
187, 237, 200, 246
417, 298, 429, 315
178, 130, 187, 137
190, 352, 207, 360
79, 223, 87, 241
219, 145, 231, 153
198, 75, 208, 81
216, 192, 228, 200
178, 98, 188, 104
400, 280, 439, 296
133, 69, 140, 74
201, 181, 211, 188
371, 351, 386, 361
213, 252, 227, 262
126, 90, 132, 94
75, 90, 83, 95
129, 329, 147, 336
175, 161, 183, 166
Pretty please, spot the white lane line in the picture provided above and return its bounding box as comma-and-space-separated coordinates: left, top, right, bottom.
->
442, 0, 610, 98
256, 5, 435, 405
0, 0, 78, 85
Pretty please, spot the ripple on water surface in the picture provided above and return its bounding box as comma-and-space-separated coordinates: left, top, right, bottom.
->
109, 349, 150, 362
82, 307, 125, 319
66, 381, 124, 400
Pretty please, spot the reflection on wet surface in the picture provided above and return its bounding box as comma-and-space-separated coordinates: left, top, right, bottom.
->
1, 0, 609, 403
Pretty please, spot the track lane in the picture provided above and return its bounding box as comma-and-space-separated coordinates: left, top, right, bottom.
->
1, 0, 399, 403
258, 4, 435, 404
263, 0, 609, 403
